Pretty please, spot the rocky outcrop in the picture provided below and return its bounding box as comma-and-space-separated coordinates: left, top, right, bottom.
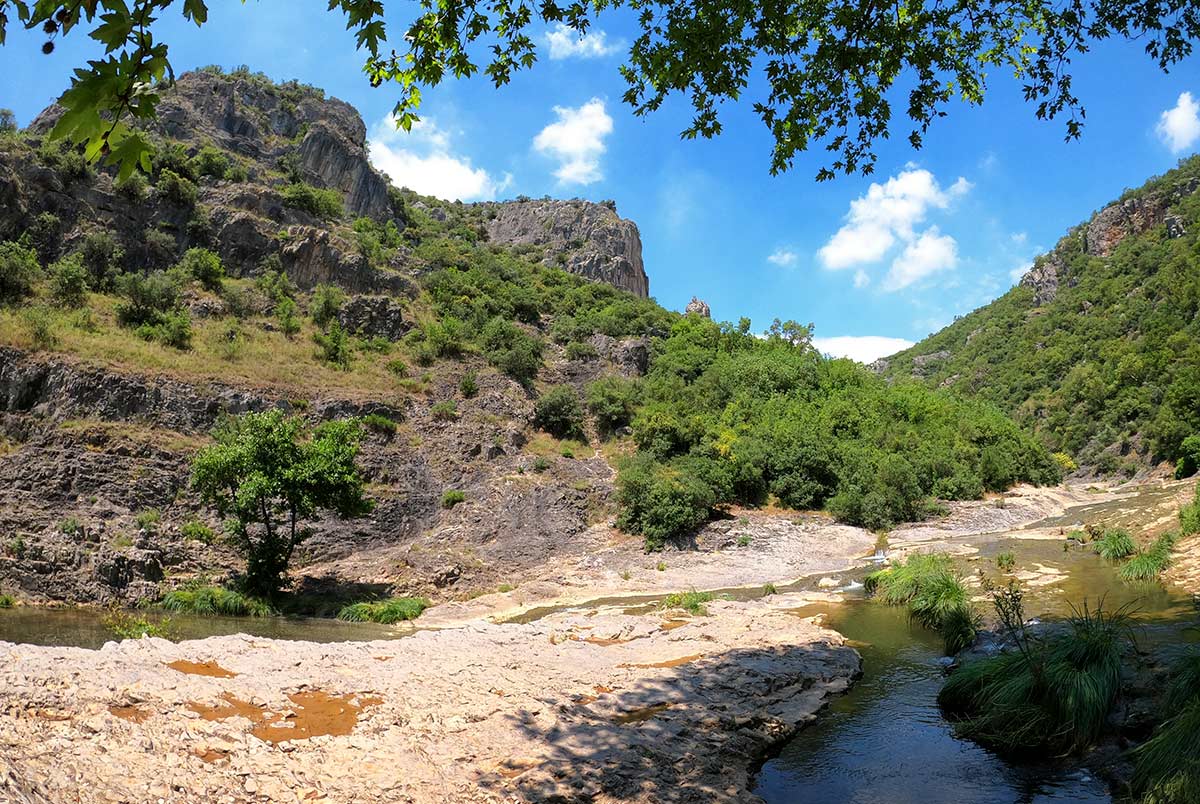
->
1019, 254, 1064, 306
685, 296, 711, 318
337, 295, 409, 341
1083, 178, 1199, 258
482, 199, 650, 297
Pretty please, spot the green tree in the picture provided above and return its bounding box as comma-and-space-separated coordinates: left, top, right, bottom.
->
0, 241, 41, 303
11, 1, 1200, 180
176, 247, 224, 292
48, 255, 90, 308
190, 411, 373, 596
534, 385, 585, 440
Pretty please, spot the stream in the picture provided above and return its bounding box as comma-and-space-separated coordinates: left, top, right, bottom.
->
2, 484, 1197, 802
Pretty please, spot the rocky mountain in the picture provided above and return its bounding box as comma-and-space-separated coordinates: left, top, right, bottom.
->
0, 67, 664, 606
880, 155, 1200, 474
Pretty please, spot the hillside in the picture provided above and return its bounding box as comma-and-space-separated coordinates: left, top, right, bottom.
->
880, 156, 1200, 474
0, 67, 1054, 609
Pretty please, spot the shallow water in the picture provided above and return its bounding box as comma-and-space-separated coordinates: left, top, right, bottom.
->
0, 606, 403, 648
755, 486, 1200, 803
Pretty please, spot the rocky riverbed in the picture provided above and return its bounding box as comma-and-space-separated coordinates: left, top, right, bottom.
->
0, 595, 858, 804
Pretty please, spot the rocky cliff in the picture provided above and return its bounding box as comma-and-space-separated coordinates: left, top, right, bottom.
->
482, 198, 650, 297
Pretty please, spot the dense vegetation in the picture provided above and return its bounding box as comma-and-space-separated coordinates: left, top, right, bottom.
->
864, 553, 978, 654
885, 156, 1200, 473
615, 316, 1058, 548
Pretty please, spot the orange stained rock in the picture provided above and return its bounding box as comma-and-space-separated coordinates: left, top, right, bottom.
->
167, 660, 237, 678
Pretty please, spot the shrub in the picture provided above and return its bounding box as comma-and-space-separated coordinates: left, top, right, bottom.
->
565, 340, 598, 361
180, 519, 216, 543
362, 413, 398, 435
101, 608, 176, 640
137, 310, 193, 350
281, 183, 344, 219
116, 171, 148, 202
135, 509, 161, 532
309, 283, 344, 327
191, 145, 230, 180
459, 371, 479, 398
25, 212, 62, 263
78, 230, 125, 290
140, 229, 177, 271
534, 385, 585, 440
0, 240, 40, 303
481, 316, 542, 386
152, 141, 197, 181
185, 206, 213, 244
616, 454, 716, 550
660, 590, 714, 616
0, 593, 13, 608
1176, 435, 1200, 479
532, 456, 550, 473
22, 306, 57, 350
157, 168, 197, 206
1132, 651, 1200, 803
337, 596, 429, 623
430, 400, 458, 421
256, 258, 296, 301
441, 490, 465, 509
386, 358, 409, 378
995, 551, 1016, 571
59, 517, 82, 536
115, 271, 180, 327
1182, 486, 1200, 536
160, 585, 274, 617
176, 248, 224, 292
216, 321, 245, 361
313, 319, 352, 369
1093, 528, 1136, 561
275, 297, 301, 337
586, 376, 640, 436
37, 139, 92, 182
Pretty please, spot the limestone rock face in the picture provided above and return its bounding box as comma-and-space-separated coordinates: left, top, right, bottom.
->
337, 295, 410, 341
685, 296, 711, 317
1019, 255, 1064, 306
482, 199, 650, 297
1083, 177, 1200, 257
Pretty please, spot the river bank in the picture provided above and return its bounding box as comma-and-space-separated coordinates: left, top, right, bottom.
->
0, 595, 857, 804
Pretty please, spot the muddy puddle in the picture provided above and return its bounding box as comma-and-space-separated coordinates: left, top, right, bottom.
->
187, 690, 382, 743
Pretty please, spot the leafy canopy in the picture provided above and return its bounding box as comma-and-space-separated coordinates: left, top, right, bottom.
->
6, 1, 1200, 179
190, 410, 372, 595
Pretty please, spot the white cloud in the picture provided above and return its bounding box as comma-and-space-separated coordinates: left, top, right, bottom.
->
368, 116, 511, 201
816, 168, 970, 291
884, 227, 959, 291
545, 23, 621, 59
1010, 259, 1033, 282
767, 247, 798, 267
1010, 231, 1028, 245
853, 269, 870, 288
533, 99, 613, 185
1156, 92, 1200, 154
813, 335, 915, 364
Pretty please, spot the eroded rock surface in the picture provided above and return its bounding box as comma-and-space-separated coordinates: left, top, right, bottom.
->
0, 596, 859, 803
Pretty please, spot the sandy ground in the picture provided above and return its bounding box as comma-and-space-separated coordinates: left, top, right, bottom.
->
0, 595, 857, 804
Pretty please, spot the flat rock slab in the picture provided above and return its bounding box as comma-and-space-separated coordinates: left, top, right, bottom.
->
0, 595, 858, 803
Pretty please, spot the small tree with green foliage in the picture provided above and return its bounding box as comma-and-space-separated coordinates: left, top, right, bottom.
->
49, 255, 89, 308
78, 230, 125, 291
190, 411, 372, 596
534, 385, 585, 440
0, 241, 41, 303
309, 283, 345, 328
177, 247, 224, 292
586, 376, 640, 436
1176, 435, 1200, 480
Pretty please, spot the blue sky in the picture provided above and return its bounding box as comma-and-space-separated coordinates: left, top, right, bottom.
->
1, 1, 1198, 362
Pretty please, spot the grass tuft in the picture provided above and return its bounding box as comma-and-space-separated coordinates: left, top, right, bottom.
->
660, 590, 715, 616
1132, 651, 1200, 803
160, 585, 274, 617
1093, 528, 1137, 561
1118, 532, 1177, 582
337, 596, 429, 624
865, 553, 978, 654
0, 593, 13, 608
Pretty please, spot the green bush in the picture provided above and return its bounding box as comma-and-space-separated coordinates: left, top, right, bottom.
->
616, 454, 717, 550
309, 283, 345, 327
534, 385, 585, 440
1132, 652, 1200, 803
115, 271, 181, 327
459, 371, 479, 398
140, 229, 177, 271
25, 212, 62, 264
362, 413, 399, 435
180, 519, 216, 543
313, 319, 352, 369
337, 596, 429, 624
78, 230, 125, 291
59, 517, 82, 536
152, 141, 197, 181
995, 551, 1016, 571
101, 608, 176, 640
176, 248, 224, 293
160, 585, 274, 617
586, 376, 640, 436
386, 358, 409, 378
275, 297, 301, 337
281, 183, 344, 219
532, 456, 551, 473
565, 340, 598, 361
1182, 486, 1200, 537
157, 168, 197, 206
0, 593, 13, 608
441, 490, 465, 509
430, 400, 458, 421
256, 260, 296, 302
660, 590, 714, 616
1176, 435, 1200, 479
191, 145, 231, 180
23, 306, 57, 350
0, 240, 40, 303
480, 316, 542, 386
